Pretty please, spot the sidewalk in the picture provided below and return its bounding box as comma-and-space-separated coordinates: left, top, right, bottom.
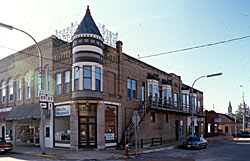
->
11, 136, 232, 160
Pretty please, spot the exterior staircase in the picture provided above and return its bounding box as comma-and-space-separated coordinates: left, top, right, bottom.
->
123, 100, 150, 145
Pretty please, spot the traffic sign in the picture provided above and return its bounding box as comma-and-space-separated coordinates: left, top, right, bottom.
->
40, 102, 47, 109
47, 95, 54, 103
48, 103, 53, 110
132, 114, 140, 126
40, 94, 47, 102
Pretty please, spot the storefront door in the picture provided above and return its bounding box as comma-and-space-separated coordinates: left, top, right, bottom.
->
2, 126, 5, 139
79, 117, 96, 147
79, 104, 97, 148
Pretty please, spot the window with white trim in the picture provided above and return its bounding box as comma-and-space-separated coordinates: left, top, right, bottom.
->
56, 73, 62, 95
174, 93, 178, 107
83, 66, 91, 90
64, 71, 70, 93
16, 77, 22, 101
25, 74, 31, 99
127, 79, 131, 98
35, 71, 41, 97
132, 80, 136, 99
8, 79, 13, 102
167, 88, 171, 104
95, 67, 101, 91
74, 67, 79, 90
1, 81, 6, 103
46, 68, 50, 91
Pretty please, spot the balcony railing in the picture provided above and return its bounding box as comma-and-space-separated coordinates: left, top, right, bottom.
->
149, 96, 203, 115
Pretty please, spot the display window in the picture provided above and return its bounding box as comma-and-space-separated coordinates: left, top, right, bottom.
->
16, 120, 40, 144
54, 105, 71, 148
105, 105, 118, 147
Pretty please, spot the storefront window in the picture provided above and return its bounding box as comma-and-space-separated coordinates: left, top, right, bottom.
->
105, 105, 117, 147
54, 105, 70, 148
16, 120, 40, 144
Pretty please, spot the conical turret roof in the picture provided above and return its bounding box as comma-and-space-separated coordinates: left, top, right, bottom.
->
74, 6, 102, 38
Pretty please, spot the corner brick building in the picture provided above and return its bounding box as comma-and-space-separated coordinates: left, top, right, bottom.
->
0, 6, 204, 150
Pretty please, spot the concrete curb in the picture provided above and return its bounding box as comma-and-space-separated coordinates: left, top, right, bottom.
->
10, 151, 57, 159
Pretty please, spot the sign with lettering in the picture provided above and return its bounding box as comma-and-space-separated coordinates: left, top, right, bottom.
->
55, 105, 70, 116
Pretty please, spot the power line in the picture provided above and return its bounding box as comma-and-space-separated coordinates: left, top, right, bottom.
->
139, 35, 250, 59
0, 44, 129, 90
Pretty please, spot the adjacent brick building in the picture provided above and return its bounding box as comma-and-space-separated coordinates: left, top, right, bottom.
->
0, 6, 204, 150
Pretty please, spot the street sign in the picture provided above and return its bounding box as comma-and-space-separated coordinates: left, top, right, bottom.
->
47, 95, 54, 103
132, 115, 140, 125
40, 102, 47, 109
48, 103, 53, 110
39, 90, 54, 110
40, 94, 47, 102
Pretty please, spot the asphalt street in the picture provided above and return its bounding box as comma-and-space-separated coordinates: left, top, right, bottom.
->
123, 140, 250, 161
0, 140, 249, 161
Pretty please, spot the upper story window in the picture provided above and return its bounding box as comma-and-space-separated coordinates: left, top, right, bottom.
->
149, 84, 153, 96
64, 71, 70, 93
142, 82, 145, 102
25, 74, 31, 99
74, 67, 79, 90
46, 68, 50, 91
168, 88, 171, 104
127, 79, 137, 99
182, 93, 189, 107
1, 81, 6, 103
192, 95, 197, 110
127, 79, 131, 98
148, 80, 159, 101
132, 80, 136, 99
16, 77, 22, 101
8, 79, 13, 102
154, 84, 158, 98
95, 67, 101, 91
174, 93, 178, 107
56, 73, 62, 95
83, 66, 92, 90
35, 71, 41, 97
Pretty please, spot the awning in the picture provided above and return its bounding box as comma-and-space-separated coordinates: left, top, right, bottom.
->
5, 103, 41, 121
0, 112, 10, 122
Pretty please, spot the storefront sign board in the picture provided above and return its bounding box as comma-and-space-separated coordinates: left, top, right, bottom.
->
56, 105, 70, 116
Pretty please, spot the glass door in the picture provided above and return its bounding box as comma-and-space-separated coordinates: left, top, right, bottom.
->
79, 104, 97, 148
79, 117, 96, 148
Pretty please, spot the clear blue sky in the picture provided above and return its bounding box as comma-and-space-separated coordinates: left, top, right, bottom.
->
0, 0, 250, 113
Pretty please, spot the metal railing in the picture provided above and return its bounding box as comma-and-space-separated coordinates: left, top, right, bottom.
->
124, 100, 149, 144
149, 96, 204, 115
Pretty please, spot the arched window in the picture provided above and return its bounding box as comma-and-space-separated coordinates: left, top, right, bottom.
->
46, 68, 50, 91
1, 81, 6, 103
16, 77, 22, 101
35, 71, 41, 97
8, 79, 13, 102
25, 74, 31, 99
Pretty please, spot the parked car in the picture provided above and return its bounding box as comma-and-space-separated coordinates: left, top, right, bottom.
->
183, 137, 208, 149
0, 137, 13, 153
237, 131, 250, 138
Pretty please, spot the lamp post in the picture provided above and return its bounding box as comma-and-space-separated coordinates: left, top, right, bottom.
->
190, 72, 222, 137
0, 22, 46, 154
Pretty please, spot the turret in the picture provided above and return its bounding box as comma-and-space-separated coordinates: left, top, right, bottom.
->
72, 5, 103, 100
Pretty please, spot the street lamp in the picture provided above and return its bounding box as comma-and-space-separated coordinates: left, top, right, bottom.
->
0, 22, 46, 154
190, 72, 222, 137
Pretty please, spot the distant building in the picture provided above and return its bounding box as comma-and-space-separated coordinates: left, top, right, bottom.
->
228, 101, 233, 117
218, 113, 240, 136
